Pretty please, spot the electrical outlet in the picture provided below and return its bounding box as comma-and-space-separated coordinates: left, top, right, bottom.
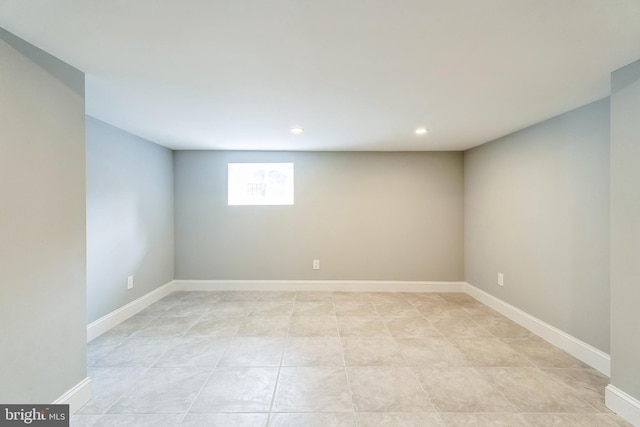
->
127, 275, 134, 290
312, 259, 320, 270
497, 273, 504, 287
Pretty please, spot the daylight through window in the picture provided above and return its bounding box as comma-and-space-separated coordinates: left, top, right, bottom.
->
228, 163, 294, 205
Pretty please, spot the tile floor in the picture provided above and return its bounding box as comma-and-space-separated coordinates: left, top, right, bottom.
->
73, 291, 632, 426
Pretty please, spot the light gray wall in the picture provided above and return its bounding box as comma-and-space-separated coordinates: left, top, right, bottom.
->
464, 98, 611, 352
86, 116, 174, 323
175, 151, 464, 281
0, 28, 86, 402
610, 60, 640, 399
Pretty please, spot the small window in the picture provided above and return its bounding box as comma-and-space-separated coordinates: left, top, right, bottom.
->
228, 162, 294, 206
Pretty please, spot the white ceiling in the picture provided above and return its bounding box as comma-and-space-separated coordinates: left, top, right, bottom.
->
1, 1, 639, 151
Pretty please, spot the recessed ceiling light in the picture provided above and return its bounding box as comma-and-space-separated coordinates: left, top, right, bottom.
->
415, 127, 428, 135
290, 126, 304, 134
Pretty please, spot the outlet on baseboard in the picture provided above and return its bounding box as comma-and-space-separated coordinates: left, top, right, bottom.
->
127, 276, 134, 290
497, 273, 504, 287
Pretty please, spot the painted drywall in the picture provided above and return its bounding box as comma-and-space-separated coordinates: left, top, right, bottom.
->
0, 28, 86, 402
610, 60, 640, 399
464, 98, 610, 352
86, 116, 174, 323
175, 151, 464, 281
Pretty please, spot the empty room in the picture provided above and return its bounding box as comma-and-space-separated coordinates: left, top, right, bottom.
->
1, 1, 640, 426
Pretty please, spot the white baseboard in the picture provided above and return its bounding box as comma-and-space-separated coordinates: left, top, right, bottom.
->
464, 282, 611, 376
173, 280, 466, 293
87, 281, 175, 342
606, 385, 640, 426
53, 377, 91, 415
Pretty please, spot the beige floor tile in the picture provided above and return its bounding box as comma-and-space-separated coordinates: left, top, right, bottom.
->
461, 303, 503, 318
184, 317, 243, 337
449, 338, 534, 367
295, 291, 333, 302
167, 300, 211, 317
502, 337, 590, 368
272, 367, 353, 412
440, 293, 477, 305
356, 412, 445, 426
79, 291, 625, 426
92, 337, 174, 367
132, 316, 200, 337
91, 414, 184, 427
237, 316, 290, 337
478, 367, 598, 413
404, 292, 446, 304
341, 337, 406, 366
375, 302, 423, 318
288, 315, 338, 336
368, 292, 407, 304
107, 367, 211, 414
218, 337, 285, 367
101, 315, 155, 338
334, 301, 378, 317
383, 317, 441, 337
395, 337, 470, 367
181, 291, 225, 302
87, 336, 126, 366
520, 413, 624, 426
605, 413, 637, 427
337, 316, 390, 337
542, 368, 610, 412
472, 316, 533, 338
160, 291, 190, 301
203, 302, 254, 318
331, 292, 371, 302
70, 415, 101, 427
292, 302, 335, 316
250, 301, 294, 316
190, 367, 278, 412
258, 291, 297, 302
439, 412, 527, 426
78, 367, 147, 414
431, 317, 493, 338
137, 299, 177, 316
222, 291, 263, 302
182, 413, 268, 427
154, 337, 231, 367
401, 292, 448, 304
268, 412, 355, 427
413, 367, 514, 412
412, 297, 471, 318
347, 367, 434, 412
282, 337, 344, 366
